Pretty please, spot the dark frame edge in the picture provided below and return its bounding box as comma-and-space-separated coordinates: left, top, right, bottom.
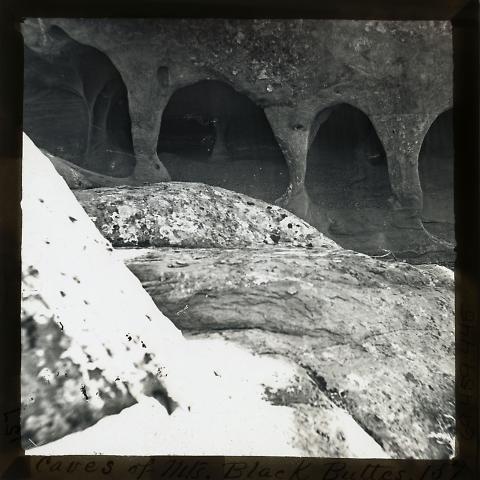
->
0, 1, 478, 479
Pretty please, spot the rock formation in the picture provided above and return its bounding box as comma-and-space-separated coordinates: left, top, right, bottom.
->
22, 134, 392, 457
120, 247, 455, 458
74, 183, 337, 249
22, 18, 454, 260
73, 170, 454, 458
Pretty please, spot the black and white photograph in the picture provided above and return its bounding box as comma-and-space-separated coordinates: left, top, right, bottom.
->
20, 17, 455, 459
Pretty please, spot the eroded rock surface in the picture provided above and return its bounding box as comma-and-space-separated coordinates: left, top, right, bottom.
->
23, 134, 390, 457
120, 247, 455, 459
74, 184, 337, 249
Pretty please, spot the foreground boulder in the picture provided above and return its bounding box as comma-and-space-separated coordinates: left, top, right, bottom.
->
74, 183, 337, 249
120, 247, 455, 459
22, 134, 388, 457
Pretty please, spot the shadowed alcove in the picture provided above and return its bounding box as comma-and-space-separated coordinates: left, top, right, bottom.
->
418, 109, 454, 242
305, 104, 391, 246
23, 27, 135, 177
157, 80, 288, 203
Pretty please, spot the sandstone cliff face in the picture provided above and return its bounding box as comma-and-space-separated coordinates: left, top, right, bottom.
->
22, 19, 454, 262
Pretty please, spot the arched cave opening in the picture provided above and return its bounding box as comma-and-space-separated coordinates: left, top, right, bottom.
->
23, 27, 135, 177
418, 109, 454, 242
157, 80, 288, 203
305, 104, 391, 249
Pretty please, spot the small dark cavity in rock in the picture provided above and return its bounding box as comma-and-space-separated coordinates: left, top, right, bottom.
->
270, 233, 281, 244
59, 291, 66, 297
68, 216, 78, 223
80, 385, 89, 400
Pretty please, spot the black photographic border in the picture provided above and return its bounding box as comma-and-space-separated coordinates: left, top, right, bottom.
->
0, 1, 478, 479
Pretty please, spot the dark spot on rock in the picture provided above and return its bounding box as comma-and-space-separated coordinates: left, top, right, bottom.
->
141, 341, 147, 348
45, 240, 50, 245
68, 216, 77, 223
38, 198, 44, 203
145, 314, 151, 321
213, 370, 221, 377
288, 223, 293, 229
126, 334, 132, 341
83, 299, 90, 305
270, 233, 281, 244
106, 348, 112, 357
247, 201, 255, 206
28, 266, 39, 277
115, 377, 120, 381
307, 242, 313, 248
280, 213, 288, 220
144, 353, 152, 364
404, 372, 417, 384
155, 164, 160, 170
266, 206, 272, 210
59, 291, 66, 297
73, 276, 80, 284
80, 384, 89, 400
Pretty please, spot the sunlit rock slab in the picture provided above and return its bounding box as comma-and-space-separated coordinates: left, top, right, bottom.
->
120, 246, 455, 459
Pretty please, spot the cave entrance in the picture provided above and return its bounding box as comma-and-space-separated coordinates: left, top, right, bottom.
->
157, 80, 288, 203
418, 109, 454, 242
23, 26, 135, 177
305, 104, 391, 250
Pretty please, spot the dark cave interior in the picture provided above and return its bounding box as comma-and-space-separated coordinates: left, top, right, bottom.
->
305, 104, 392, 244
23, 28, 135, 178
418, 109, 454, 243
157, 80, 288, 203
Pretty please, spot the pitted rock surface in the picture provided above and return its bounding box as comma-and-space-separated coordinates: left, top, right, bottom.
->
75, 183, 338, 249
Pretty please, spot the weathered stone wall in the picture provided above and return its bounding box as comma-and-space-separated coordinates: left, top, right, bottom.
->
22, 18, 454, 260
